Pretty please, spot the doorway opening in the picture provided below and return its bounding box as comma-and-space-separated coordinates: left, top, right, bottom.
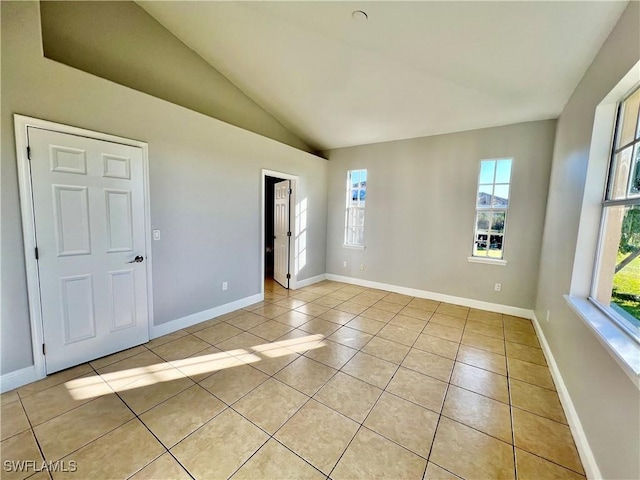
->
262, 170, 298, 295
265, 175, 285, 282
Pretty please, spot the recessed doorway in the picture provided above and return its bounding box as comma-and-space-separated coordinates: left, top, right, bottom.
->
261, 170, 298, 294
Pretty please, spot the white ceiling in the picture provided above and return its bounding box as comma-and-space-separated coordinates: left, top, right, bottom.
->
138, 1, 628, 151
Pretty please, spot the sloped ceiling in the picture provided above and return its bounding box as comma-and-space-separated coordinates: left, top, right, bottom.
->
138, 1, 629, 150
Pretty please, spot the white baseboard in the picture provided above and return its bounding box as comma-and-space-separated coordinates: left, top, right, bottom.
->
294, 273, 327, 289
531, 313, 601, 480
1, 293, 265, 393
150, 293, 264, 339
0, 365, 40, 394
325, 274, 532, 319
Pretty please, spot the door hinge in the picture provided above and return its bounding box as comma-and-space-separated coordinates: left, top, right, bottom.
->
27, 146, 31, 160
287, 231, 292, 237
286, 273, 291, 279
35, 247, 39, 260
42, 343, 46, 355
288, 188, 292, 195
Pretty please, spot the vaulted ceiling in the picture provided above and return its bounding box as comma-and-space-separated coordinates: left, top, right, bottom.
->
138, 1, 628, 151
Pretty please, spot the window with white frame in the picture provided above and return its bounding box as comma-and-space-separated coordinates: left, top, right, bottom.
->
472, 159, 512, 259
592, 86, 640, 341
344, 169, 367, 247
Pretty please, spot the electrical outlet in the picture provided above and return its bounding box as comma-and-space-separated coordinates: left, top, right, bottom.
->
360, 264, 365, 270
152, 230, 161, 241
343, 261, 347, 267
222, 282, 228, 291
494, 283, 502, 292
546, 310, 550, 322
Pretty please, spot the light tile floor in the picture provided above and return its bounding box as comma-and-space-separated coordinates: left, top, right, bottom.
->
1, 280, 586, 480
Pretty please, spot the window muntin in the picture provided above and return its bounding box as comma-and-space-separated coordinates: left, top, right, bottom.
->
473, 159, 512, 259
344, 169, 367, 247
592, 87, 640, 340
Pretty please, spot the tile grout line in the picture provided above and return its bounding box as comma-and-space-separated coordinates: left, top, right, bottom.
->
218, 283, 362, 478
261, 292, 483, 474
287, 284, 584, 476
315, 291, 584, 476
418, 308, 469, 479
16, 363, 171, 480
325, 295, 440, 478
504, 310, 519, 480
260, 289, 407, 477
88, 359, 197, 480
14, 392, 52, 480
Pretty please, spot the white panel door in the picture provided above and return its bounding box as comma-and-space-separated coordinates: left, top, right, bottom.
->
28, 127, 149, 373
273, 180, 290, 288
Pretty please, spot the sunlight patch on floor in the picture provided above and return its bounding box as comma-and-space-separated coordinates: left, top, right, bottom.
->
64, 335, 326, 400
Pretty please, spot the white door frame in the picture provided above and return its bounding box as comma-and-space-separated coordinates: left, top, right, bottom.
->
14, 115, 154, 380
261, 169, 298, 293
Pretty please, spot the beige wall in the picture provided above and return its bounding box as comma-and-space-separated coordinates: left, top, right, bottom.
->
535, 2, 640, 479
325, 120, 556, 310
39, 1, 312, 153
1, 1, 328, 374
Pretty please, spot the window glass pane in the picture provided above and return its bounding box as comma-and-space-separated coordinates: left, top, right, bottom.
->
594, 205, 640, 333
477, 185, 493, 207
479, 161, 495, 184
474, 234, 488, 257
628, 145, 640, 197
495, 159, 512, 184
493, 185, 509, 207
473, 159, 511, 259
351, 170, 360, 187
617, 89, 640, 148
491, 212, 505, 233
345, 169, 367, 246
610, 147, 633, 200
346, 227, 356, 245
476, 212, 490, 232
488, 235, 503, 258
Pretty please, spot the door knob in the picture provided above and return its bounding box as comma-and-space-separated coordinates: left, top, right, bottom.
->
127, 255, 144, 264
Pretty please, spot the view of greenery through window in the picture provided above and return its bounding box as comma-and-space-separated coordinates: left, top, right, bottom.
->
594, 86, 640, 334
612, 206, 640, 322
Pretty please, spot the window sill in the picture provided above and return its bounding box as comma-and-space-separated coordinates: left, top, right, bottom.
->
343, 244, 365, 250
467, 256, 507, 266
564, 295, 640, 389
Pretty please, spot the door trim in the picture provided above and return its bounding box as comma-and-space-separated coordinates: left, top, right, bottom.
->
14, 115, 154, 380
261, 169, 298, 293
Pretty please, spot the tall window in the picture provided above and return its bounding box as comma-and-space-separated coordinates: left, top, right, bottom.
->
592, 86, 640, 340
472, 159, 512, 259
345, 169, 367, 247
